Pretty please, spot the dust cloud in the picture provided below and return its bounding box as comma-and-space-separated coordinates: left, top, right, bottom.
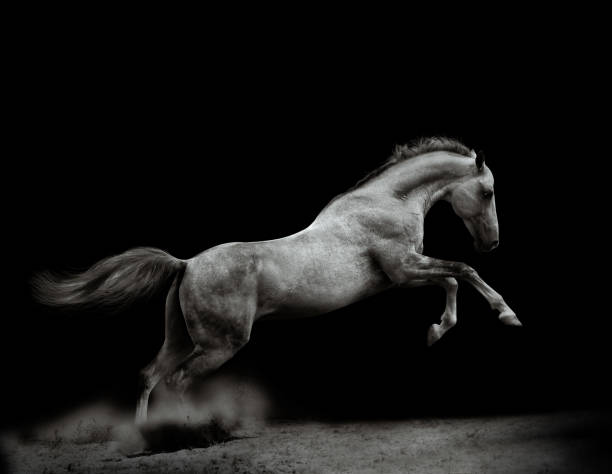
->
5, 375, 271, 457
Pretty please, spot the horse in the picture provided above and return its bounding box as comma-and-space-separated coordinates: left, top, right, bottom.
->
32, 136, 521, 425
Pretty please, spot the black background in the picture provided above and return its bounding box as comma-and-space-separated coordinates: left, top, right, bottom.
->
4, 20, 608, 429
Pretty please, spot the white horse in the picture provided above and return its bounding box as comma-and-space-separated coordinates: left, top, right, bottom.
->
32, 137, 521, 424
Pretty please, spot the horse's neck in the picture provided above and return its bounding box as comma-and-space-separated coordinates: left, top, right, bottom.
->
363, 152, 472, 214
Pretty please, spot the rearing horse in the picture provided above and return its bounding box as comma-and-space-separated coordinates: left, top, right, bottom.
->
32, 137, 521, 424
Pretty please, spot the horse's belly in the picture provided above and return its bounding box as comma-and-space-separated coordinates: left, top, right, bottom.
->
217, 235, 393, 320
257, 272, 389, 320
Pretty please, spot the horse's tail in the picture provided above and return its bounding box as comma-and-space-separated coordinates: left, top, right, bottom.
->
31, 247, 186, 313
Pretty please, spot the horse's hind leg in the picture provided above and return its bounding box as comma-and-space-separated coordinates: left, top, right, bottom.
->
136, 275, 193, 425
164, 309, 254, 409
166, 340, 247, 404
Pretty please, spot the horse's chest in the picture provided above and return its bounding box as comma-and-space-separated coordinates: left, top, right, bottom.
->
398, 218, 424, 254
404, 232, 424, 254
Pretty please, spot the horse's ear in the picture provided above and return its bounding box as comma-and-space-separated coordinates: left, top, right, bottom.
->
475, 151, 485, 172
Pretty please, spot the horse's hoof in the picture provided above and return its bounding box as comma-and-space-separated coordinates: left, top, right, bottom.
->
499, 312, 522, 326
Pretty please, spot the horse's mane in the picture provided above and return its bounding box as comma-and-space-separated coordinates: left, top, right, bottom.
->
350, 136, 473, 192
320, 136, 475, 212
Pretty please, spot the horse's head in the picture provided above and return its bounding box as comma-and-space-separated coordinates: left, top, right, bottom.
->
448, 152, 499, 253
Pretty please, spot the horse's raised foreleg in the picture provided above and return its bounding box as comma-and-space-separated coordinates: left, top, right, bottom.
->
403, 278, 458, 345
462, 269, 521, 326
427, 278, 458, 345
381, 252, 521, 327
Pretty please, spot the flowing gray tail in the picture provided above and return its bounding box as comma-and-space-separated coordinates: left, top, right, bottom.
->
31, 247, 187, 312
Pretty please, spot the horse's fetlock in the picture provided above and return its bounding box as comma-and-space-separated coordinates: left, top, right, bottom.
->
492, 298, 507, 312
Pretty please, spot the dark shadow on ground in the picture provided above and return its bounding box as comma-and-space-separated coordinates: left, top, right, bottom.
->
135, 418, 240, 454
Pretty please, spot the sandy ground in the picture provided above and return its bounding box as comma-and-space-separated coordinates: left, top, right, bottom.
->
2, 410, 611, 474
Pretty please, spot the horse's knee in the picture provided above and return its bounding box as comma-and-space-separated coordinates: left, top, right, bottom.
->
458, 264, 477, 279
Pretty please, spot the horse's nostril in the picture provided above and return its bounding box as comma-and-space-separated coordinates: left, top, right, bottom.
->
490, 240, 499, 249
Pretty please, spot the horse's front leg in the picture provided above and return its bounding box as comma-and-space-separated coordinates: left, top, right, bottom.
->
382, 252, 521, 327
403, 278, 458, 345
461, 267, 521, 327
427, 277, 458, 345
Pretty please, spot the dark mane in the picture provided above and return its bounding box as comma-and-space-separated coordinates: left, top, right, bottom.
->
349, 136, 473, 192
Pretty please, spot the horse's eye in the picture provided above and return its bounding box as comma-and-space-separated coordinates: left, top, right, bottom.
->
482, 190, 493, 199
